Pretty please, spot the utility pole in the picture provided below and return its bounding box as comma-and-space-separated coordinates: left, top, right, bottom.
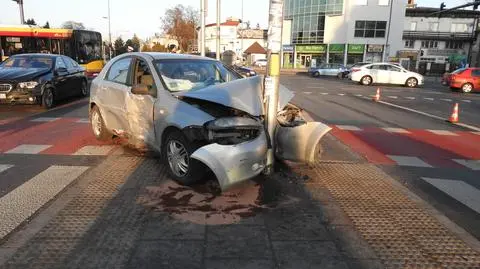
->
200, 0, 206, 56
216, 0, 221, 60
241, 0, 244, 60
12, 0, 25, 24
264, 0, 284, 175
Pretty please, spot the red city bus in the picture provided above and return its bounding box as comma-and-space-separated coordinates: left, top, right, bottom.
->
0, 24, 104, 78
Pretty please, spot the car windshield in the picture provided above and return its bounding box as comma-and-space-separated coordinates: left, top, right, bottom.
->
452, 68, 466, 74
0, 55, 53, 69
154, 59, 239, 92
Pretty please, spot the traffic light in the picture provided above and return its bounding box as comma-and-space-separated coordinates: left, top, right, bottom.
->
474, 2, 479, 10
420, 50, 424, 56
440, 2, 446, 10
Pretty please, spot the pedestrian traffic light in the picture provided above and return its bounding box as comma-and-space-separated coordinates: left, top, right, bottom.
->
440, 2, 446, 10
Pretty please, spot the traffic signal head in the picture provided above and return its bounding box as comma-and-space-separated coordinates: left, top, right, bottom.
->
474, 2, 479, 10
420, 50, 424, 56
440, 2, 446, 10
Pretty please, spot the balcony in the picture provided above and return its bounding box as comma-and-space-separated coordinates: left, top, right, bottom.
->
402, 31, 476, 41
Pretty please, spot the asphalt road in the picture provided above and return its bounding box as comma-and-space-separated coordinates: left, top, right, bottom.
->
281, 74, 480, 239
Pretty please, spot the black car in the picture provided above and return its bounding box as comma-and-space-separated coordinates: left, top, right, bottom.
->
0, 54, 88, 108
231, 65, 257, 77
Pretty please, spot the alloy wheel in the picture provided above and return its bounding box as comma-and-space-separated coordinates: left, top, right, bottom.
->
167, 140, 189, 177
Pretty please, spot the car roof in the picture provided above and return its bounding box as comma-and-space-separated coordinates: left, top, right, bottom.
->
131, 52, 217, 61
9, 53, 58, 58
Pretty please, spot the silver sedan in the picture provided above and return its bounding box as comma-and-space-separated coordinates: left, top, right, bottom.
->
89, 52, 330, 191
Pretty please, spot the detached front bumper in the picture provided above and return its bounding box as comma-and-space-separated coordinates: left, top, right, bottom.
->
190, 131, 268, 191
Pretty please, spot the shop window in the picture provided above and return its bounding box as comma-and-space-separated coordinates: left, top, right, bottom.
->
354, 20, 387, 38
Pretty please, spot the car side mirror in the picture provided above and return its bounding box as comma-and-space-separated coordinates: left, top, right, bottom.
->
131, 84, 150, 95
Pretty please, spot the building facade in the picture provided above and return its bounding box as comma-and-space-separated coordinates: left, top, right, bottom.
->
200, 17, 267, 58
282, 0, 405, 68
400, 7, 479, 72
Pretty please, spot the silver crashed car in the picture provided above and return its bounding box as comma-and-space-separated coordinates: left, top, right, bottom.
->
89, 52, 330, 191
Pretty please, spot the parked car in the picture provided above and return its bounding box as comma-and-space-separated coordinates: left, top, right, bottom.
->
0, 53, 87, 108
351, 62, 424, 88
446, 68, 480, 93
346, 62, 371, 79
253, 59, 267, 67
308, 63, 347, 78
89, 52, 330, 191
230, 65, 257, 77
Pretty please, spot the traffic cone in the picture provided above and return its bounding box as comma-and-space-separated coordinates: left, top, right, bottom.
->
372, 88, 381, 102
449, 103, 459, 123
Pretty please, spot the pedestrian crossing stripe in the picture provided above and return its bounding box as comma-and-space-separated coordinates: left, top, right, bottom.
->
0, 164, 13, 173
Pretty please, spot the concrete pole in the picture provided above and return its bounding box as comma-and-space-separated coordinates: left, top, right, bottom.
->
108, 0, 112, 59
241, 0, 244, 61
18, 0, 25, 24
264, 0, 284, 175
200, 0, 206, 56
216, 0, 221, 60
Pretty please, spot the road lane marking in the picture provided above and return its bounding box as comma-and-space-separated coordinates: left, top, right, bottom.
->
354, 94, 363, 97
0, 164, 13, 173
424, 98, 434, 101
73, 145, 115, 156
426, 130, 458, 136
440, 98, 452, 102
387, 155, 433, 167
5, 144, 52, 154
405, 97, 415, 100
76, 118, 90, 123
0, 165, 89, 239
382, 127, 410, 134
461, 100, 472, 103
303, 91, 312, 94
30, 117, 59, 122
472, 132, 480, 135
422, 177, 480, 214
338, 93, 345, 96
452, 159, 480, 171
387, 96, 398, 99
320, 92, 329, 95
335, 125, 362, 131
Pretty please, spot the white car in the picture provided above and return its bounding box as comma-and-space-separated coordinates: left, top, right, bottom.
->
253, 59, 267, 67
350, 63, 424, 88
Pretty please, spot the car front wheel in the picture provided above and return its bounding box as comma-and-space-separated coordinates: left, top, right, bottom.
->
406, 77, 418, 88
163, 130, 205, 185
80, 80, 88, 97
90, 106, 111, 141
41, 88, 54, 109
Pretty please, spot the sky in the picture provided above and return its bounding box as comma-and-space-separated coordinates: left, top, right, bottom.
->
0, 0, 469, 41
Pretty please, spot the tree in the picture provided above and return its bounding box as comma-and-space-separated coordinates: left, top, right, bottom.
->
131, 34, 141, 52
61, 21, 86, 30
152, 43, 167, 52
43, 21, 50, 29
114, 37, 126, 55
141, 44, 151, 52
160, 5, 199, 52
25, 18, 36, 25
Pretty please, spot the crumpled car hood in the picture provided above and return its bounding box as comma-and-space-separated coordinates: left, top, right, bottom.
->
174, 76, 294, 116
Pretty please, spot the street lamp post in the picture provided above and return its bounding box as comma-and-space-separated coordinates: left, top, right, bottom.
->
102, 0, 112, 59
216, 0, 221, 60
12, 0, 25, 24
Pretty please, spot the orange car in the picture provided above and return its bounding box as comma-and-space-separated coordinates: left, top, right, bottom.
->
447, 68, 480, 93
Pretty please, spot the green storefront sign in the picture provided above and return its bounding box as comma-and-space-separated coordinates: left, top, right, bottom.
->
329, 44, 345, 53
296, 44, 326, 53
348, 44, 365, 54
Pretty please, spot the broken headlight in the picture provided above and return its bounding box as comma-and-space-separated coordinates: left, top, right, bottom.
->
205, 117, 262, 145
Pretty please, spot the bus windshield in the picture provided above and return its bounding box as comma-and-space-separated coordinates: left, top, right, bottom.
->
74, 31, 102, 64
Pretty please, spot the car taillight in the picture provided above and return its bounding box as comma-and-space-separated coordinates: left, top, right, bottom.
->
351, 68, 360, 72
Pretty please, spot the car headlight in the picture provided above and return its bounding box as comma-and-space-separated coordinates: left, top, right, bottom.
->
205, 117, 262, 145
18, 81, 38, 89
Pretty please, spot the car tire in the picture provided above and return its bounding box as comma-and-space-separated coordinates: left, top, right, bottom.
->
337, 73, 343, 79
80, 80, 88, 97
313, 71, 320, 77
41, 88, 55, 109
90, 106, 111, 141
405, 77, 418, 88
162, 130, 205, 186
461, 83, 473, 93
361, 75, 372, 86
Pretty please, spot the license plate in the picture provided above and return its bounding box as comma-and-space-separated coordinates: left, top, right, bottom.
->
0, 93, 6, 99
